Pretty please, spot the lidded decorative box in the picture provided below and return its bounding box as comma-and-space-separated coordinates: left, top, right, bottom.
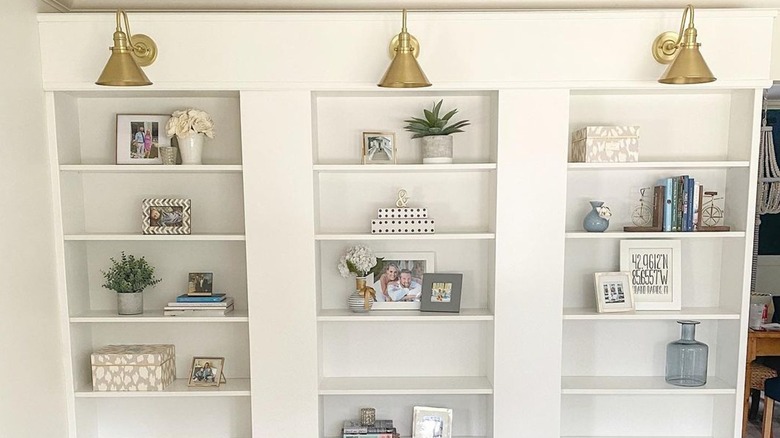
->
570, 125, 640, 163
91, 344, 176, 391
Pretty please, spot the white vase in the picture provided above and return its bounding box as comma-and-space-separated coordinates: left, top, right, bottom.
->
421, 135, 453, 164
177, 133, 205, 165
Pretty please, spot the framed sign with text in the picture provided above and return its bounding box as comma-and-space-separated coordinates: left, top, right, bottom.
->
619, 239, 682, 310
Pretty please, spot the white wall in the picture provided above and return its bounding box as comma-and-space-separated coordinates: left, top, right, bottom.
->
0, 0, 68, 436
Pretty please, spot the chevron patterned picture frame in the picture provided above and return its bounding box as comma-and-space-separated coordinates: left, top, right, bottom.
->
142, 198, 191, 235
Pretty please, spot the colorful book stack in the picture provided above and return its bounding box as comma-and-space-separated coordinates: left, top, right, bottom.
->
164, 294, 234, 316
342, 419, 399, 438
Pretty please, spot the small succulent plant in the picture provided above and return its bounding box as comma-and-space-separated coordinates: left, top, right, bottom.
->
403, 100, 470, 139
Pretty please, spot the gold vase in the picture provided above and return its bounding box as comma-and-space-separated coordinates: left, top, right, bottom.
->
347, 276, 374, 313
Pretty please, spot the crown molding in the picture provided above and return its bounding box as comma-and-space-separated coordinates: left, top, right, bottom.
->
40, 0, 71, 12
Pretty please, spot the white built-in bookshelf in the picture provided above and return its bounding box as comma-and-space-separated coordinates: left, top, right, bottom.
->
39, 8, 775, 438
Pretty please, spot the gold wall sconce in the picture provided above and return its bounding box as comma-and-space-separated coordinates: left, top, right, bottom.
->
651, 4, 715, 84
378, 9, 432, 88
96, 10, 158, 86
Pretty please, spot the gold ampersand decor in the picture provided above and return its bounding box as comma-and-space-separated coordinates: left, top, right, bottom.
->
396, 189, 410, 207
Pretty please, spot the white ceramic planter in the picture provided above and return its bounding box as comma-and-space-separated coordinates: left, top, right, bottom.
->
421, 135, 453, 164
177, 133, 205, 165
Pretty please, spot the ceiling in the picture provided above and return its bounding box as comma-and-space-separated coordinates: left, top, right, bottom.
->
36, 0, 780, 12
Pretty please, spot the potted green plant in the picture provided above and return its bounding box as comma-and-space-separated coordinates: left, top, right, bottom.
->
404, 99, 470, 164
101, 252, 162, 315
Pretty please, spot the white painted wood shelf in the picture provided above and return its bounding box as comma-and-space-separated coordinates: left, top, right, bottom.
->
69, 309, 249, 323
59, 164, 242, 173
63, 233, 246, 241
565, 231, 745, 239
567, 161, 750, 170
562, 307, 740, 320
318, 376, 493, 395
75, 378, 251, 398
315, 232, 495, 241
561, 376, 734, 395
562, 436, 713, 438
317, 308, 493, 322
313, 163, 496, 172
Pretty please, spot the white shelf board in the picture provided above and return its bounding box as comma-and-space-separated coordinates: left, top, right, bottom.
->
313, 163, 496, 172
562, 436, 712, 438
565, 231, 745, 239
70, 309, 248, 323
318, 308, 493, 322
75, 378, 251, 398
59, 164, 242, 173
315, 232, 495, 241
567, 161, 750, 170
561, 376, 734, 395
64, 233, 246, 241
318, 376, 493, 395
562, 307, 740, 321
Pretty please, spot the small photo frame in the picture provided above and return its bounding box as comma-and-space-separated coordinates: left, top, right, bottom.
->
593, 272, 635, 313
371, 251, 435, 310
188, 272, 214, 295
142, 198, 191, 235
412, 406, 453, 438
362, 131, 397, 164
116, 114, 171, 164
188, 357, 226, 387
620, 239, 682, 310
420, 273, 463, 313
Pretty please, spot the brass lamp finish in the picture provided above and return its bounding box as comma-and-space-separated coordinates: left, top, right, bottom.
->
651, 4, 715, 84
378, 9, 431, 88
96, 10, 158, 86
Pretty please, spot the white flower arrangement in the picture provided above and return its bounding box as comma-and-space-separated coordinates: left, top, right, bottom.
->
338, 245, 377, 278
597, 205, 612, 220
165, 109, 215, 139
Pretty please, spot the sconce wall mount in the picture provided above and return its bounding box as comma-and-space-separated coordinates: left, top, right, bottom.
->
378, 9, 431, 88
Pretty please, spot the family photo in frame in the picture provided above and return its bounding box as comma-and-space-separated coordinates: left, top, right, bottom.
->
371, 251, 434, 310
142, 198, 192, 235
116, 114, 171, 164
188, 357, 226, 387
420, 273, 463, 313
188, 272, 213, 295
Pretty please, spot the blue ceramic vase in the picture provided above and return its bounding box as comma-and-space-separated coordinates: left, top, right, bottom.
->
583, 200, 610, 232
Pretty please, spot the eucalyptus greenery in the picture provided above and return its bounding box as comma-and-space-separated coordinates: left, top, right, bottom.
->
101, 252, 162, 294
403, 100, 470, 139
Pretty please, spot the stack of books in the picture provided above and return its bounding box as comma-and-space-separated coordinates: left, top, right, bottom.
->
164, 294, 234, 317
341, 420, 399, 438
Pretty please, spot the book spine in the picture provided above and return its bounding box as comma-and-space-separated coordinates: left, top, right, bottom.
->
343, 434, 396, 438
653, 185, 664, 228
176, 295, 226, 302
663, 178, 673, 232
681, 175, 689, 232
686, 177, 695, 232
694, 183, 703, 230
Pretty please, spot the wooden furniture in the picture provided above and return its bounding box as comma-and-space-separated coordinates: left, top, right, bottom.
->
750, 363, 778, 420
37, 9, 773, 438
745, 330, 780, 436
763, 376, 780, 437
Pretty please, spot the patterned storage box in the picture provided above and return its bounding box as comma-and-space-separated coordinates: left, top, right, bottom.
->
570, 125, 640, 163
91, 344, 176, 391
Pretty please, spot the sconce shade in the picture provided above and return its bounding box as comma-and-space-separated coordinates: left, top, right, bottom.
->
378, 50, 431, 88
378, 9, 431, 88
96, 10, 156, 87
96, 32, 152, 86
658, 44, 715, 84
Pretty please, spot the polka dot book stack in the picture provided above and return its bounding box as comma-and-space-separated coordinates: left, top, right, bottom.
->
370, 207, 435, 234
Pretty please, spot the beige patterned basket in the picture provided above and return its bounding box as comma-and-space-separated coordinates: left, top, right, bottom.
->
750, 362, 778, 391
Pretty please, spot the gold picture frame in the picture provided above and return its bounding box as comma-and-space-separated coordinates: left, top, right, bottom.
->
187, 356, 226, 387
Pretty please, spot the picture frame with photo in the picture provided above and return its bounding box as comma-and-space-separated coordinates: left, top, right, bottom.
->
371, 251, 434, 310
142, 198, 191, 235
188, 272, 214, 295
620, 239, 682, 310
412, 406, 453, 438
420, 273, 463, 313
593, 272, 635, 313
187, 357, 226, 387
362, 131, 397, 164
116, 114, 171, 164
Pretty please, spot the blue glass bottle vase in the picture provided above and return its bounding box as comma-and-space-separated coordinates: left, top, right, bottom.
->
665, 320, 708, 387
583, 200, 610, 232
